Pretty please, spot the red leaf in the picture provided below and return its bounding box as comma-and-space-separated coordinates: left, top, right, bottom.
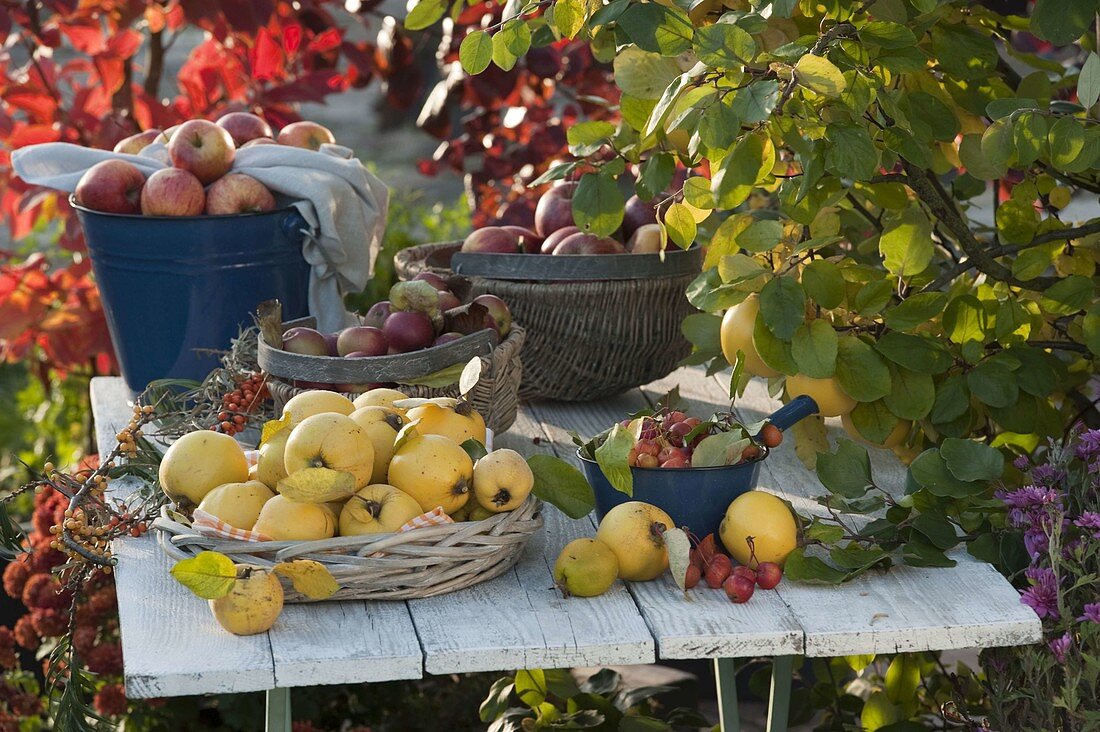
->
283, 24, 302, 54
145, 5, 167, 34
251, 28, 283, 82
307, 28, 342, 54
166, 4, 187, 30
8, 124, 62, 148
93, 56, 126, 95
3, 89, 58, 121
60, 20, 106, 55
107, 29, 144, 60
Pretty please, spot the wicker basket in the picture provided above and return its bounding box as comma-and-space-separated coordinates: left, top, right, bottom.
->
154, 496, 543, 602
395, 241, 698, 401
263, 323, 524, 434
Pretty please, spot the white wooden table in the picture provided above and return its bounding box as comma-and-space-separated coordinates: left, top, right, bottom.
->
90, 368, 1040, 731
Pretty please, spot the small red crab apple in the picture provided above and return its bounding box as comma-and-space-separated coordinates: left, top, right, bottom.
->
731, 565, 757, 584
704, 554, 732, 588
755, 562, 783, 590
724, 574, 755, 603
759, 423, 783, 448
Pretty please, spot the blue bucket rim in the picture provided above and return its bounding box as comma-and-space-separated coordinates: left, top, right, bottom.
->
70, 196, 298, 222
576, 446, 768, 473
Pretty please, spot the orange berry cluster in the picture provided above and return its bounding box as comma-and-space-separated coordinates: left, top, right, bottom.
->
212, 372, 270, 435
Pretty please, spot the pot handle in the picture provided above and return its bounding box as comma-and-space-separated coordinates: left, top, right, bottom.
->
761, 395, 819, 433
280, 210, 311, 246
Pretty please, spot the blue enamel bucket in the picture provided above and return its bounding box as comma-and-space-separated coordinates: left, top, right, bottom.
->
579, 395, 819, 538
73, 201, 311, 393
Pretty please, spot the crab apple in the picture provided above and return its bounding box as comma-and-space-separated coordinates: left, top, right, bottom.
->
724, 574, 755, 603
741, 445, 762, 462
636, 439, 660, 457
731, 565, 757, 584
437, 290, 461, 312
636, 454, 659, 469
534, 182, 578, 236
705, 556, 732, 588
684, 564, 702, 589
74, 160, 145, 214
755, 562, 783, 589
666, 421, 694, 446
697, 534, 718, 564
216, 112, 273, 146
760, 423, 783, 448
638, 418, 660, 440
661, 456, 690, 468
682, 417, 702, 429
665, 411, 687, 424
540, 225, 581, 254
658, 446, 690, 463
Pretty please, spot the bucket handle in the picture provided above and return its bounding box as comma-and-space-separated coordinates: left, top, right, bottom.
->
280, 210, 310, 245
757, 395, 819, 436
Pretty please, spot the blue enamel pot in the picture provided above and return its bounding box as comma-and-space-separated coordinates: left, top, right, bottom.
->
578, 395, 819, 539
74, 201, 311, 393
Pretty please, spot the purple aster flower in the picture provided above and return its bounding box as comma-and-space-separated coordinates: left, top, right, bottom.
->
1075, 430, 1100, 461
997, 486, 1063, 528
1075, 512, 1100, 538
1024, 528, 1049, 558
1021, 567, 1060, 619
1030, 464, 1066, 487
1013, 455, 1031, 471
1048, 632, 1073, 663
1078, 603, 1100, 624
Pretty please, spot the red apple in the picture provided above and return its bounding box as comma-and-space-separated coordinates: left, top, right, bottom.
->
323, 332, 339, 356
433, 332, 464, 347
140, 168, 205, 217
157, 124, 182, 144
205, 173, 276, 215
282, 327, 329, 356
336, 326, 388, 357
754, 562, 783, 590
540, 225, 581, 254
622, 195, 658, 240
242, 137, 278, 148
553, 232, 627, 255
628, 223, 663, 254
74, 160, 145, 214
534, 182, 578, 236
216, 112, 273, 146
501, 225, 543, 254
472, 294, 512, 336
462, 227, 521, 254
723, 574, 755, 603
413, 271, 450, 292
167, 119, 236, 185
363, 301, 392, 329
437, 290, 461, 311
383, 310, 435, 353
277, 121, 336, 150
113, 129, 163, 155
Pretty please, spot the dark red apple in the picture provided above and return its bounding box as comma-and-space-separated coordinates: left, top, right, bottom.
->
363, 301, 392, 329
622, 195, 658, 240
382, 310, 435, 353
462, 227, 521, 254
540, 225, 581, 254
74, 160, 145, 214
216, 112, 274, 146
337, 326, 388, 357
472, 294, 512, 336
413, 271, 450, 292
282, 327, 329, 356
534, 182, 578, 236
323, 332, 339, 356
437, 290, 461, 311
501, 225, 543, 254
432, 332, 464, 347
553, 232, 627, 255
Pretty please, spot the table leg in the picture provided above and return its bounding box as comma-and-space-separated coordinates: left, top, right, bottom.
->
766, 656, 794, 732
713, 657, 739, 731
266, 687, 291, 732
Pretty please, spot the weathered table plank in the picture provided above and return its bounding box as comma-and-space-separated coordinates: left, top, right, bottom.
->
527, 392, 805, 661
406, 405, 656, 675
637, 367, 1041, 657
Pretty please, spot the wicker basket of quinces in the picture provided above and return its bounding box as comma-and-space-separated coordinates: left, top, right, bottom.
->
154, 384, 588, 611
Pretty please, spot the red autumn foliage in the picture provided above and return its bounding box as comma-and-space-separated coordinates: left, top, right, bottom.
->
0, 1, 420, 375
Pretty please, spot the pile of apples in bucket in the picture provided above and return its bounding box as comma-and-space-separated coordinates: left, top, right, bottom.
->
72, 113, 334, 216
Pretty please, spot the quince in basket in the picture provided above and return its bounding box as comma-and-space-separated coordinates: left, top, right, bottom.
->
254, 495, 337, 541
281, 389, 355, 424
339, 484, 423, 536
160, 430, 250, 506
388, 432, 474, 514
283, 412, 374, 491
349, 406, 407, 484
197, 481, 273, 531
402, 397, 487, 445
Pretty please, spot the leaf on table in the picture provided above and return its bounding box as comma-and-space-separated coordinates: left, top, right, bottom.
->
664, 527, 693, 596
596, 424, 635, 497
171, 551, 237, 599
260, 414, 292, 446
528, 454, 595, 519
792, 415, 828, 470
782, 548, 848, 584
273, 560, 339, 600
